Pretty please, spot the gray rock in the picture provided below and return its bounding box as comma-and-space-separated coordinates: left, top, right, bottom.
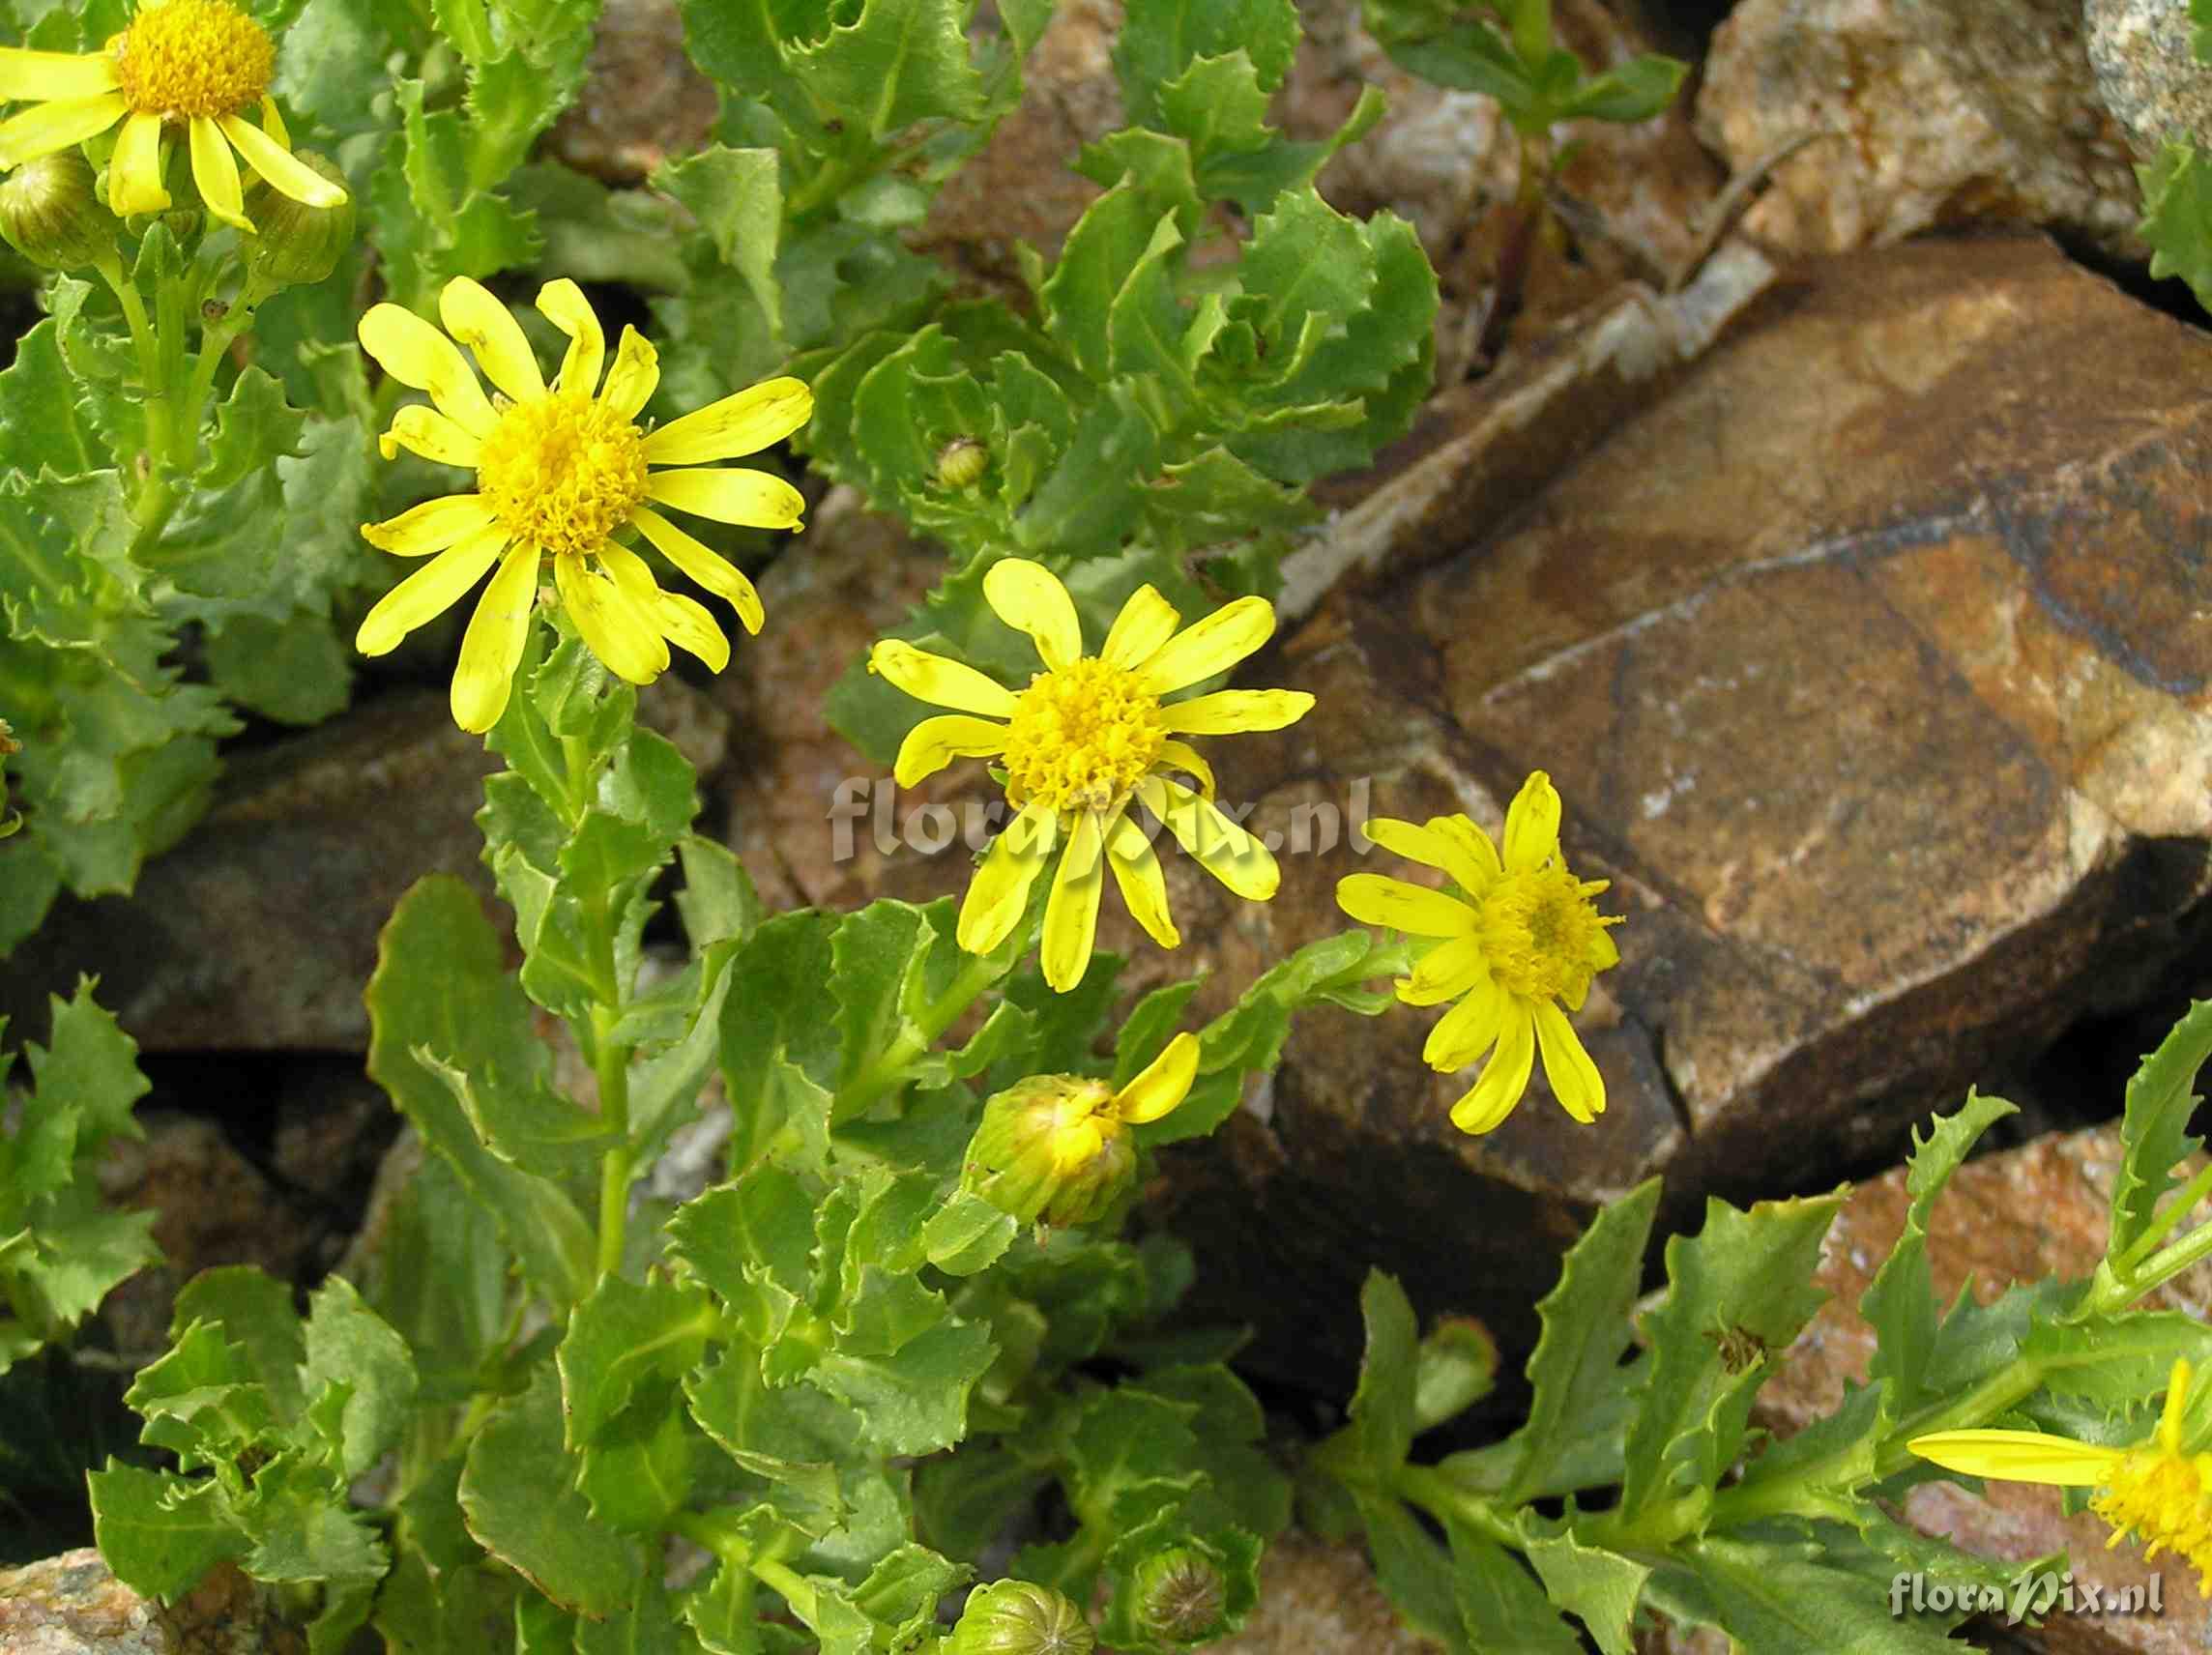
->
2087, 0, 2212, 160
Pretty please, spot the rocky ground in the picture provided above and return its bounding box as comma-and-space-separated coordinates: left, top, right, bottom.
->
7, 0, 2212, 1649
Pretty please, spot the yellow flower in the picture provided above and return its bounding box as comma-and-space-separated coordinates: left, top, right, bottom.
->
353, 276, 812, 733
1911, 1358, 2212, 1594
869, 559, 1313, 992
1336, 771, 1621, 1134
0, 0, 345, 232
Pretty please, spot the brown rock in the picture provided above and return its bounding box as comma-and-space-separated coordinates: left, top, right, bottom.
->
1755, 1123, 2212, 1654
2087, 0, 2212, 164
1204, 1531, 1445, 1655
0, 1551, 297, 1655
0, 681, 726, 1053
546, 0, 718, 185
1698, 0, 2145, 260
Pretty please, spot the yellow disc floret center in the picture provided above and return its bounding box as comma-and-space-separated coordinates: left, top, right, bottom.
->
1002, 657, 1165, 816
475, 391, 650, 559
1476, 864, 1615, 1003
114, 0, 275, 119
2093, 1447, 2212, 1585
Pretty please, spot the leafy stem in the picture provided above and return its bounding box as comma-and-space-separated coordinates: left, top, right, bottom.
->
834, 908, 1039, 1116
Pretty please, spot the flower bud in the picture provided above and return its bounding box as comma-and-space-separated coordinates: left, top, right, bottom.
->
936, 437, 987, 489
0, 152, 122, 271
1131, 1547, 1228, 1644
947, 1581, 1094, 1655
1412, 1315, 1499, 1430
961, 1075, 1135, 1230
244, 152, 354, 287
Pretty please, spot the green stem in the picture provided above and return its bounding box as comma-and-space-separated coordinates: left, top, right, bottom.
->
833, 913, 1036, 1117
96, 255, 178, 541
2092, 1205, 2212, 1318
1395, 1462, 1524, 1551
748, 1556, 816, 1619
2111, 1162, 2212, 1281
593, 1002, 634, 1281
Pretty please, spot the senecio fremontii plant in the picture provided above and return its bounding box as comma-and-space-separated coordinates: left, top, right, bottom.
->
4, 0, 2207, 1653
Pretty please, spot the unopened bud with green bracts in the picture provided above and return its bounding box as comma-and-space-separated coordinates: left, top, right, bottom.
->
243, 151, 353, 287
936, 436, 987, 488
0, 151, 122, 271
959, 1033, 1200, 1229
1131, 1546, 1229, 1644
947, 1580, 1094, 1655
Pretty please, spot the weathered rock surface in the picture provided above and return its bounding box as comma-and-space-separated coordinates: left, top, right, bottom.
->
546, 0, 718, 184
1699, 0, 2145, 260
1751, 1122, 2212, 1654
2087, 0, 2212, 162
1205, 1531, 1444, 1654
0, 1551, 292, 1655
0, 683, 726, 1053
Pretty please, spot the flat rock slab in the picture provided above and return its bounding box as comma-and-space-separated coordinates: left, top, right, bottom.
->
1147, 234, 2212, 1381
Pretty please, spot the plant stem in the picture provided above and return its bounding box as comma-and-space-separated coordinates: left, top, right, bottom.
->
96, 255, 178, 541
833, 913, 1037, 1118
593, 1002, 634, 1281
2110, 1161, 2212, 1281
1394, 1462, 1524, 1551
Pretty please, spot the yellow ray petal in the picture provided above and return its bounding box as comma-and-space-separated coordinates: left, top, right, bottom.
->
594, 538, 667, 613
362, 493, 497, 556
218, 112, 343, 206
646, 467, 805, 531
440, 276, 544, 402
188, 116, 248, 231
1449, 1003, 1535, 1134
536, 277, 605, 397
1501, 769, 1562, 873
1532, 999, 1604, 1122
1906, 1430, 2122, 1487
1042, 809, 1107, 992
893, 713, 1007, 788
651, 587, 731, 674
1136, 595, 1275, 695
378, 404, 484, 468
257, 96, 288, 151
357, 305, 498, 437
1395, 936, 1486, 1006
627, 507, 763, 633
1140, 775, 1279, 902
1105, 811, 1179, 948
1101, 583, 1179, 669
958, 801, 1057, 955
0, 48, 120, 101
1425, 971, 1504, 1070
556, 551, 667, 684
1160, 688, 1313, 736
1336, 873, 1474, 938
1365, 816, 1500, 901
601, 325, 658, 419
641, 376, 813, 466
982, 558, 1081, 671
869, 639, 1017, 717
1153, 740, 1213, 800
1114, 1031, 1200, 1125
451, 543, 540, 733
0, 92, 127, 168
107, 110, 167, 215
1429, 814, 1504, 890
355, 524, 509, 655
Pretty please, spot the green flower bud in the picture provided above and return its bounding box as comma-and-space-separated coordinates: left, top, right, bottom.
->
936, 436, 987, 489
244, 152, 354, 287
961, 1075, 1135, 1229
1412, 1315, 1499, 1431
1131, 1547, 1228, 1645
0, 152, 122, 271
947, 1581, 1094, 1655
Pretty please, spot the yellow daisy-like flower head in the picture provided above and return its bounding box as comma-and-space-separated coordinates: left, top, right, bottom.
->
0, 0, 346, 232
962, 1032, 1202, 1228
353, 276, 812, 734
1336, 771, 1622, 1134
1911, 1358, 2212, 1594
869, 559, 1315, 993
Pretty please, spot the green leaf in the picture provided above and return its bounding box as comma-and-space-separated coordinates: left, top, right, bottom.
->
1859, 1090, 2013, 1410
364, 877, 595, 1307
1665, 1533, 1973, 1654
89, 1462, 249, 1601
558, 1274, 720, 1448
1502, 1178, 1658, 1503
239, 1455, 390, 1587
655, 146, 785, 345
1523, 1529, 1646, 1655
461, 1368, 641, 1618
830, 899, 943, 1111
199, 366, 306, 491
921, 1192, 1019, 1276
300, 1275, 420, 1478
2104, 1000, 2212, 1267
785, 0, 989, 140
204, 610, 354, 727
1357, 1495, 1469, 1653
169, 1266, 306, 1422
1618, 1194, 1839, 1526
809, 1320, 995, 1456
915, 1446, 1049, 1560
1116, 0, 1299, 128
2140, 140, 2212, 312
1556, 52, 1688, 124
1350, 1270, 1419, 1478
1448, 1521, 1581, 1654
2019, 1309, 2212, 1407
